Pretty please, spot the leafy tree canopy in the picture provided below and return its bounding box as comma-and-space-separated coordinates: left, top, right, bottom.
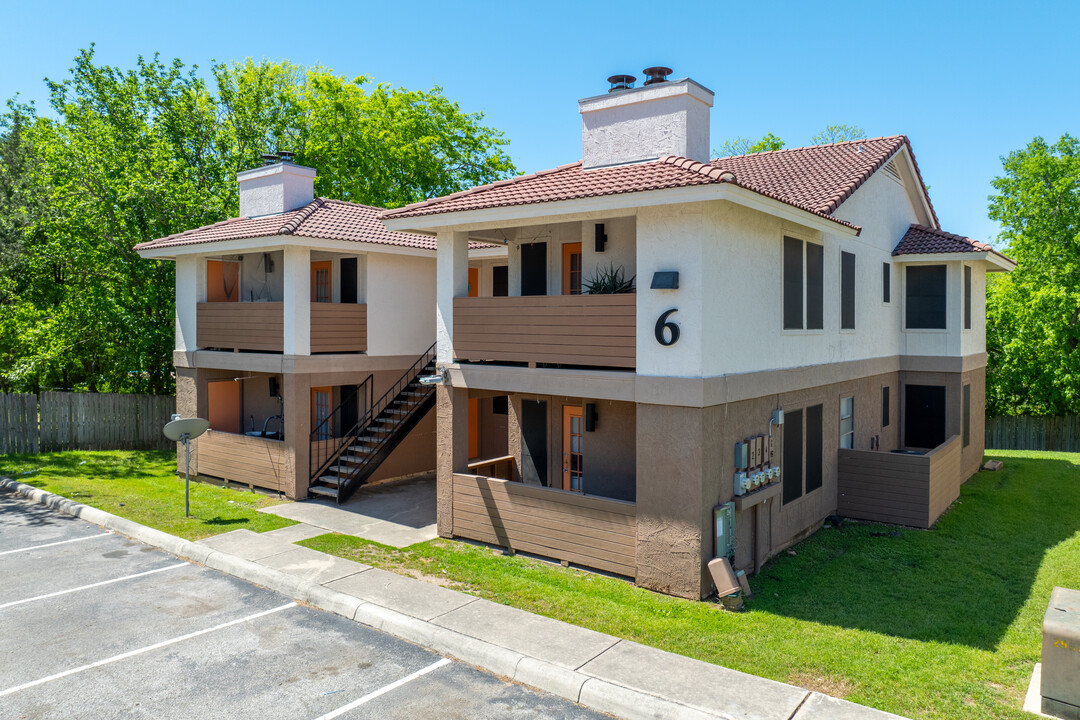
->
986, 134, 1080, 415
0, 46, 517, 395
713, 124, 867, 157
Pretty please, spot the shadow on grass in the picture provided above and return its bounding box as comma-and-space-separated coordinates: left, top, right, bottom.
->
202, 517, 249, 527
750, 454, 1080, 650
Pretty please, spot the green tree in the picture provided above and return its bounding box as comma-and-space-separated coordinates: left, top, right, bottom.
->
810, 124, 866, 145
714, 133, 785, 157
0, 47, 517, 395
986, 135, 1080, 415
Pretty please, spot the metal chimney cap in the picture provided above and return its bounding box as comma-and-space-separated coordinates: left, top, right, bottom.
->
642, 66, 673, 85
277, 150, 296, 163
607, 74, 636, 93
261, 153, 279, 166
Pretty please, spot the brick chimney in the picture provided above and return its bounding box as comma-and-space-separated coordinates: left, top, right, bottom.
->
579, 70, 714, 169
237, 159, 316, 218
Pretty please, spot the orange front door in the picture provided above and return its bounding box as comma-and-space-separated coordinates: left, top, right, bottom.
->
207, 260, 240, 302
312, 386, 332, 440
468, 267, 479, 297
207, 380, 241, 433
311, 261, 332, 303
562, 243, 582, 295
468, 397, 479, 459
562, 405, 583, 492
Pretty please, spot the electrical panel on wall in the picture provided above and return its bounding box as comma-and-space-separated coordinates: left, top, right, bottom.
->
734, 427, 781, 497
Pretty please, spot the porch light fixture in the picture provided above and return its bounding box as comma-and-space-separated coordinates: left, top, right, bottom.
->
650, 271, 679, 289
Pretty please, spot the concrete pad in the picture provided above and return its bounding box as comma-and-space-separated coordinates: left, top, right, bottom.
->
1024, 663, 1055, 718
196, 529, 296, 561
257, 545, 371, 584
579, 639, 809, 720
792, 692, 909, 719
259, 475, 437, 548
260, 522, 327, 543
434, 598, 618, 670
325, 567, 475, 621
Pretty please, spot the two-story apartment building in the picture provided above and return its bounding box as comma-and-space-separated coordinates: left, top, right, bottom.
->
135, 157, 506, 502
382, 70, 1015, 599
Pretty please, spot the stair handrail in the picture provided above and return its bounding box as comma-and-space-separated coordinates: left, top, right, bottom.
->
309, 374, 374, 482
331, 342, 437, 502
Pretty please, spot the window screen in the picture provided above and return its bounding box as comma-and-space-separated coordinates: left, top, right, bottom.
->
783, 408, 803, 504
806, 404, 823, 493
492, 265, 508, 297
841, 251, 855, 329
839, 396, 854, 449
806, 243, 824, 330
882, 262, 891, 303
962, 384, 971, 447
520, 243, 547, 296
783, 237, 803, 329
964, 265, 972, 330
906, 265, 947, 329
340, 257, 358, 304
882, 386, 890, 428
492, 395, 508, 415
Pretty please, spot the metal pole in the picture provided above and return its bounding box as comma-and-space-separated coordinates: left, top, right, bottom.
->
183, 434, 191, 518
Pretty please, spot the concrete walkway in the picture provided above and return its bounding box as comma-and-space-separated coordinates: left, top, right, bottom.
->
258, 475, 437, 548
2, 477, 907, 720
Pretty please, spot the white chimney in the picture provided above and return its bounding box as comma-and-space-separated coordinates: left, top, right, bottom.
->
579, 74, 715, 170
237, 161, 316, 218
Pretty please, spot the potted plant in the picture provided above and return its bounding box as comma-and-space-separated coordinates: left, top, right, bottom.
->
583, 263, 635, 294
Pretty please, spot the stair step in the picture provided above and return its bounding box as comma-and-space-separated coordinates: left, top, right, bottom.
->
329, 466, 361, 476
319, 474, 342, 486
338, 453, 367, 463
310, 485, 339, 499
387, 409, 409, 416
348, 446, 372, 454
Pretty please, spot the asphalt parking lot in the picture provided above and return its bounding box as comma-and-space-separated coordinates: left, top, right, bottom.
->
0, 491, 608, 720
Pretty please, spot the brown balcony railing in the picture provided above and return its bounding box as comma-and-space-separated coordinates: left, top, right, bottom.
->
197, 302, 284, 352
310, 303, 367, 353
453, 295, 635, 368
196, 302, 367, 354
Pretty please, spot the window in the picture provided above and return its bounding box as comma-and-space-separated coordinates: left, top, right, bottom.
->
840, 396, 854, 449
882, 386, 890, 428
782, 403, 824, 504
906, 265, 947, 329
783, 236, 823, 330
963, 384, 971, 447
841, 251, 856, 329
964, 265, 972, 330
492, 395, 508, 415
882, 262, 891, 303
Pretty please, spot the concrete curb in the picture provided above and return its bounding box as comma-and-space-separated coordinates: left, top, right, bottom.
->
1, 478, 901, 720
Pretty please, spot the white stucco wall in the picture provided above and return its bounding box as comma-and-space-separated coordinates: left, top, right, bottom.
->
175, 255, 198, 352
961, 262, 987, 356
237, 163, 316, 218
368, 252, 437, 357
582, 215, 636, 292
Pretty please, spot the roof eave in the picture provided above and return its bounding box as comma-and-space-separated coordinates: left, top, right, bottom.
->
382, 183, 861, 238
892, 250, 1016, 271
135, 234, 440, 259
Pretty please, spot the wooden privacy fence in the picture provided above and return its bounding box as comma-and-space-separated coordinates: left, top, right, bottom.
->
0, 392, 175, 453
986, 416, 1080, 452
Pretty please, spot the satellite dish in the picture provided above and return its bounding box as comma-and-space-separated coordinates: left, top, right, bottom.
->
163, 417, 210, 518
164, 417, 209, 442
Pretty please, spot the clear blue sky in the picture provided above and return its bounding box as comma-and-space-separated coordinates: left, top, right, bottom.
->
3, 0, 1076, 246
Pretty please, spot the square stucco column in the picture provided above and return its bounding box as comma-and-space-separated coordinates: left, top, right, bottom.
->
174, 256, 200, 352
283, 372, 311, 499
635, 403, 714, 599
436, 230, 469, 365
175, 368, 198, 475
436, 384, 469, 537
284, 245, 311, 356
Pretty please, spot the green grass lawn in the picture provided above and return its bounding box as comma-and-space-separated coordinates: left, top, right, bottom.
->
0, 450, 296, 540
300, 449, 1080, 720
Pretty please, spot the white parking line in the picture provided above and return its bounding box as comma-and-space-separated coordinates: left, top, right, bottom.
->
0, 602, 296, 697
0, 532, 111, 556
0, 562, 187, 611
313, 658, 452, 720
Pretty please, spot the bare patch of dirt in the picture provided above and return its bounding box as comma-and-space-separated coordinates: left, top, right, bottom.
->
789, 672, 854, 699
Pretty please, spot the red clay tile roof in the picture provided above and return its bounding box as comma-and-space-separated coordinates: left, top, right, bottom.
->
134, 199, 493, 252
381, 136, 939, 233
893, 224, 1015, 264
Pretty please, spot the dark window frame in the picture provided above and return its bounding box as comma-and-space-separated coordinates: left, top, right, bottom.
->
962, 383, 971, 447
782, 236, 824, 331
882, 262, 891, 304
905, 265, 947, 330
882, 385, 890, 428
964, 265, 972, 330
841, 251, 856, 330
781, 403, 824, 506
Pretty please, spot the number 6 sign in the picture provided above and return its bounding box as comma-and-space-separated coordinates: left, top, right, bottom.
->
654, 308, 680, 346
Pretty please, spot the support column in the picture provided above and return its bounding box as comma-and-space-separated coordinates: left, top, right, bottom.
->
175, 368, 198, 475
283, 372, 311, 499
635, 402, 711, 599
435, 230, 469, 366
436, 384, 469, 537
175, 256, 200, 352
284, 245, 311, 356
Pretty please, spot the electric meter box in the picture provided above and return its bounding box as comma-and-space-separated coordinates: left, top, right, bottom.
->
713, 502, 735, 559
1042, 586, 1080, 719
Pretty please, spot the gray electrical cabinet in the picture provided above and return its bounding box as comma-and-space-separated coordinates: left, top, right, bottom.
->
1043, 586, 1080, 719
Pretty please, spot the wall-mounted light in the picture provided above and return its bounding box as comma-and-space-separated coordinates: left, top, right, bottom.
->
650, 271, 679, 289
585, 403, 598, 432
594, 223, 607, 253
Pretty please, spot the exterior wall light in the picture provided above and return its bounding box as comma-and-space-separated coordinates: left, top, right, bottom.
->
650, 271, 679, 289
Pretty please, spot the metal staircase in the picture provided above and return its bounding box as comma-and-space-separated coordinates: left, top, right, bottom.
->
308, 343, 436, 503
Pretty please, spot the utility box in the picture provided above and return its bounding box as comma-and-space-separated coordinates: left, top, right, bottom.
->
1043, 586, 1080, 719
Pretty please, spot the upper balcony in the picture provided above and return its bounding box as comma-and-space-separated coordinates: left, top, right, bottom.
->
196, 301, 367, 353
453, 294, 635, 368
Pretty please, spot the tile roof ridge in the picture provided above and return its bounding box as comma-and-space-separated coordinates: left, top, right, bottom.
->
816, 137, 909, 214
381, 163, 582, 219
278, 198, 326, 235
318, 198, 385, 212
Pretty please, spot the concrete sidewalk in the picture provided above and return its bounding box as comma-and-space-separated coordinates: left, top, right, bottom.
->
1, 478, 906, 720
